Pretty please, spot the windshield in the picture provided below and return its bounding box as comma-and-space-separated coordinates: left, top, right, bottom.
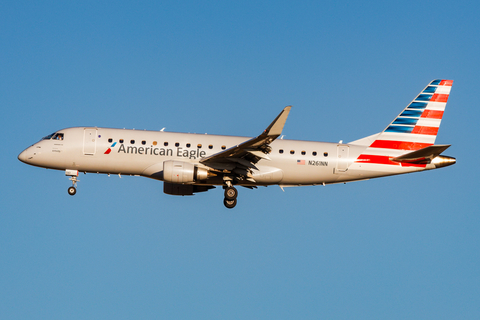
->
42, 133, 55, 140
42, 132, 64, 140
52, 133, 64, 140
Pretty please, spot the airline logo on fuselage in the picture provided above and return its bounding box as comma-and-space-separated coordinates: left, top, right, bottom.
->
112, 143, 207, 159
104, 142, 117, 154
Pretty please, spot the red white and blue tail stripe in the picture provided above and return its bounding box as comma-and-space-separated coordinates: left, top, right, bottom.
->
355, 79, 453, 167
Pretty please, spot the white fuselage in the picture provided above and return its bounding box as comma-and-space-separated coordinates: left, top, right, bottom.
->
18, 127, 436, 187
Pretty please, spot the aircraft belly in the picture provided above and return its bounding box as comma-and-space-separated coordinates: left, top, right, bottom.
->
345, 162, 426, 179
275, 162, 334, 185
251, 166, 284, 184
35, 153, 66, 170
73, 153, 157, 175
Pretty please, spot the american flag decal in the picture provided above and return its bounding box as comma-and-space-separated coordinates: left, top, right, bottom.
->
297, 160, 305, 165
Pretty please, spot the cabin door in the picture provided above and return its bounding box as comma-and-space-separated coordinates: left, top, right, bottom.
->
336, 145, 349, 172
83, 128, 97, 155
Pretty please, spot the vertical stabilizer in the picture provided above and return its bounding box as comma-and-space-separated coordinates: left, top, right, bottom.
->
355, 79, 453, 166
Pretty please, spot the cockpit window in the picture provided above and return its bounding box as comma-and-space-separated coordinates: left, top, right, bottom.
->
42, 132, 64, 140
52, 133, 64, 140
42, 133, 55, 140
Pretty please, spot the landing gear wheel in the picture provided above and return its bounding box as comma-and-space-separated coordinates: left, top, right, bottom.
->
68, 186, 76, 196
224, 186, 238, 200
224, 198, 237, 209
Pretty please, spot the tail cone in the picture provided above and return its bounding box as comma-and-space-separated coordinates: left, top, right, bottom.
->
432, 155, 456, 168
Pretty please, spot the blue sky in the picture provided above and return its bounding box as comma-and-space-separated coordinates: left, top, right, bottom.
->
1, 1, 479, 319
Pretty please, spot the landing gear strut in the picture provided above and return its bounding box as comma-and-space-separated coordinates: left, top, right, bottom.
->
66, 170, 79, 196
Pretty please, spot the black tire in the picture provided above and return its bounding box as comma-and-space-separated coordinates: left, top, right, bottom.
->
68, 186, 76, 196
224, 186, 238, 200
223, 198, 237, 209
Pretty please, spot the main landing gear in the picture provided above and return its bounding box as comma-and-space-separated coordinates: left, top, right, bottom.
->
223, 182, 238, 209
223, 186, 238, 209
65, 169, 79, 196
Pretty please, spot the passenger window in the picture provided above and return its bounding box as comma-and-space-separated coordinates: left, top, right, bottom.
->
186, 143, 191, 148
108, 138, 113, 143
312, 151, 317, 156
279, 149, 284, 154
197, 144, 202, 148
221, 145, 226, 150
119, 139, 124, 143
164, 142, 168, 146
209, 145, 213, 149
324, 152, 329, 157
290, 150, 295, 154
175, 142, 180, 147
142, 140, 146, 145
301, 151, 306, 155
130, 140, 135, 144
153, 141, 157, 146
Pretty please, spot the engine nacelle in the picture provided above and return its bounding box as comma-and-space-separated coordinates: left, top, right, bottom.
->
163, 160, 209, 184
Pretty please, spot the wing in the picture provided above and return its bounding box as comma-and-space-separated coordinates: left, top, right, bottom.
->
200, 106, 291, 181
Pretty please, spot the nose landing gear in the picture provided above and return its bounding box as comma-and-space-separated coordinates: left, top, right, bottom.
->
66, 170, 79, 196
68, 185, 76, 195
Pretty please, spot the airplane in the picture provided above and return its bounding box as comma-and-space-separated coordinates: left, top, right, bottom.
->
18, 79, 456, 209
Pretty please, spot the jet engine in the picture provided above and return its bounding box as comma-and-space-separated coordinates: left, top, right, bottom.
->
163, 160, 209, 184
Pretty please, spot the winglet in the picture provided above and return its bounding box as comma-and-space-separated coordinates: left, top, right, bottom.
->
264, 106, 292, 137
200, 106, 292, 168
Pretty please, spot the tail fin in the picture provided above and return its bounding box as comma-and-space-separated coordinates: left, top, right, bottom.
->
354, 79, 453, 165
377, 79, 452, 148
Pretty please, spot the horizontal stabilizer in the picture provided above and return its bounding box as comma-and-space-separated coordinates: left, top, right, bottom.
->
391, 144, 451, 164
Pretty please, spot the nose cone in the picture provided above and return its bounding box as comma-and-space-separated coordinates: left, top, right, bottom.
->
18, 149, 28, 163
18, 146, 35, 164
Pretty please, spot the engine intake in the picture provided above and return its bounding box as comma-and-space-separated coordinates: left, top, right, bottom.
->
163, 160, 209, 183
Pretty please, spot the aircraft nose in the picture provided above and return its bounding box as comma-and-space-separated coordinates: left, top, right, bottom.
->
18, 147, 32, 164
18, 149, 28, 163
